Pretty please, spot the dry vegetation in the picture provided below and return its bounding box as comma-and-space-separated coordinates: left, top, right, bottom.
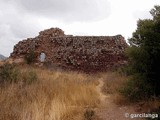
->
96, 72, 129, 105
100, 72, 160, 113
0, 65, 100, 120
0, 63, 159, 120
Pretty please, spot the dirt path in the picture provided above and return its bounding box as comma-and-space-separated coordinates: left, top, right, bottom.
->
96, 79, 108, 103
96, 79, 142, 120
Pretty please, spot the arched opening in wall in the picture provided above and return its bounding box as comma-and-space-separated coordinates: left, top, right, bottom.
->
39, 52, 46, 62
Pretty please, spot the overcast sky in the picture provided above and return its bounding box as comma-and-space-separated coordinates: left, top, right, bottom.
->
0, 0, 159, 57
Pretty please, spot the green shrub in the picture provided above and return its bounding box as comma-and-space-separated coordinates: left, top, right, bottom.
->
0, 63, 20, 83
118, 65, 133, 76
120, 74, 154, 102
0, 63, 38, 85
24, 50, 36, 64
122, 5, 160, 102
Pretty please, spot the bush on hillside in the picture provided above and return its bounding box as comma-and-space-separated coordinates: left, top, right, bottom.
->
0, 63, 38, 85
24, 50, 36, 64
0, 63, 19, 83
120, 74, 153, 102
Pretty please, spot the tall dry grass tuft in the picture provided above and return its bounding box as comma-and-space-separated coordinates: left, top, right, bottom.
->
0, 66, 100, 120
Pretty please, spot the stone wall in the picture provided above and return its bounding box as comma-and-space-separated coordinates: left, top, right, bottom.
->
10, 28, 128, 72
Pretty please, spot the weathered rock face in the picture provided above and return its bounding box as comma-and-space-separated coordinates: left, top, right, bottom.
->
10, 28, 128, 72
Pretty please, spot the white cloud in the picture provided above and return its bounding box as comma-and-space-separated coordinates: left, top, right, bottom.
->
11, 0, 111, 22
0, 1, 41, 56
0, 0, 159, 56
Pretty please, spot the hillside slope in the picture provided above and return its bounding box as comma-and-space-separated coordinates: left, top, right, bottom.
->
0, 54, 7, 60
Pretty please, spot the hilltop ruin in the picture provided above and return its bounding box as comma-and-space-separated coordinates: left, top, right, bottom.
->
10, 28, 128, 72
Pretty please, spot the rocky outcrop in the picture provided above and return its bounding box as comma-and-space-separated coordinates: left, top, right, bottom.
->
10, 28, 128, 73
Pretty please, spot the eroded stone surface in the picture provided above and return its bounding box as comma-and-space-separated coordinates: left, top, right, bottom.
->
10, 28, 128, 72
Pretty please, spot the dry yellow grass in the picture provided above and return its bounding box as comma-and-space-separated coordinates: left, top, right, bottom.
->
97, 72, 129, 105
98, 72, 127, 94
0, 66, 100, 120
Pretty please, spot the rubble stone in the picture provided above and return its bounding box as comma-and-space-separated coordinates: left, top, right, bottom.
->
10, 28, 128, 73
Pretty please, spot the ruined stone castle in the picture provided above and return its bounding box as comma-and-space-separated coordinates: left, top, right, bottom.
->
10, 28, 128, 72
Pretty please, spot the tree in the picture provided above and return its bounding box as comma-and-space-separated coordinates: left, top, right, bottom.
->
123, 5, 160, 100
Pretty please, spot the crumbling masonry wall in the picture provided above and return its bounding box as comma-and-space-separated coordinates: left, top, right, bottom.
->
10, 28, 128, 72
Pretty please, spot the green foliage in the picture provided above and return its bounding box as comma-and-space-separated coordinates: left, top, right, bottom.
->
119, 47, 149, 76
122, 5, 160, 101
0, 63, 38, 85
120, 74, 153, 102
150, 5, 160, 20
118, 65, 132, 76
125, 47, 150, 75
84, 109, 95, 120
0, 63, 20, 83
24, 50, 36, 64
